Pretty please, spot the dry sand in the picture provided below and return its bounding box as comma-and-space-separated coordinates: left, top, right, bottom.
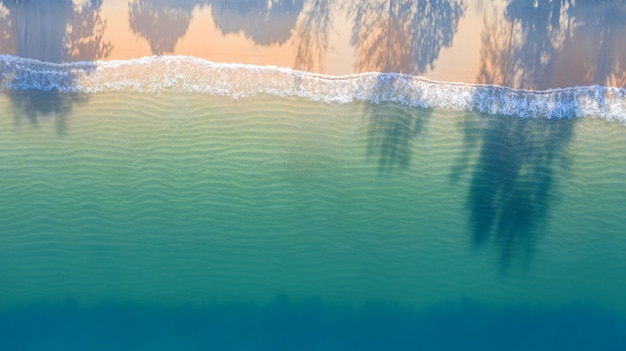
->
1, 0, 625, 89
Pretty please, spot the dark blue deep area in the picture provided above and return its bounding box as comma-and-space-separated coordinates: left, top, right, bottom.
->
1, 298, 625, 350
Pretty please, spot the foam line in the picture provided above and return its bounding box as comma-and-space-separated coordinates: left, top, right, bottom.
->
1, 55, 625, 122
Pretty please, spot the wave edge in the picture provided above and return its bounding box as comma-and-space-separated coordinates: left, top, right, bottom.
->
1, 55, 625, 122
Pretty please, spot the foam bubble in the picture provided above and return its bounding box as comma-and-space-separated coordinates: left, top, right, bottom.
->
1, 54, 625, 122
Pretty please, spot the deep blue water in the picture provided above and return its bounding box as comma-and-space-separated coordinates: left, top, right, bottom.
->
2, 299, 626, 351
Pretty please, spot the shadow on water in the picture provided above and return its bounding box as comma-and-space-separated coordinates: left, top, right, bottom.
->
457, 0, 626, 268
458, 114, 574, 268
365, 98, 429, 174
211, 0, 304, 46
463, 0, 574, 269
0, 0, 111, 136
8, 90, 86, 136
128, 0, 208, 55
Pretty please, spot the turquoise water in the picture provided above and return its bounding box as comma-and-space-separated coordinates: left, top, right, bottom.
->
1, 87, 626, 349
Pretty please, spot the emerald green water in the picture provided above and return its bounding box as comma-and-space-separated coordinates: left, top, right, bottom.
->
1, 93, 626, 349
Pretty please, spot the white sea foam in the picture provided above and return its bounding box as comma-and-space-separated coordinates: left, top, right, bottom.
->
1, 54, 625, 122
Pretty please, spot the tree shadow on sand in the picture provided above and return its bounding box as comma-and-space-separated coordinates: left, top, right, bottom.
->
211, 0, 304, 46
557, 0, 626, 88
292, 0, 333, 72
0, 0, 111, 136
128, 0, 208, 55
349, 0, 466, 74
0, 3, 14, 54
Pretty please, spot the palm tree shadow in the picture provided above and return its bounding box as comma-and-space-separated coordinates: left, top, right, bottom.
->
457, 0, 626, 269
293, 0, 332, 72
365, 101, 429, 174
211, 0, 304, 46
349, 1, 465, 175
460, 114, 574, 268
128, 0, 206, 55
0, 0, 111, 136
9, 90, 87, 136
349, 0, 466, 74
558, 0, 626, 88
454, 0, 583, 269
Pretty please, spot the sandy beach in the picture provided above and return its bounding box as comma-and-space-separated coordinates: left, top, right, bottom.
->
1, 0, 624, 89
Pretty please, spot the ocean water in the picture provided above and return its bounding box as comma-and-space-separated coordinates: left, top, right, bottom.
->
1, 55, 626, 349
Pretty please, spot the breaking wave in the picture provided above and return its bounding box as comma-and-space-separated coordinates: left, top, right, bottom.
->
1, 54, 625, 122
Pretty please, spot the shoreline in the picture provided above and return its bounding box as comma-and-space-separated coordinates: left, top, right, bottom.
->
1, 0, 624, 90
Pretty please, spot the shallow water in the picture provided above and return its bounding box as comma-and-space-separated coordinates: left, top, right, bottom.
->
1, 92, 626, 349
